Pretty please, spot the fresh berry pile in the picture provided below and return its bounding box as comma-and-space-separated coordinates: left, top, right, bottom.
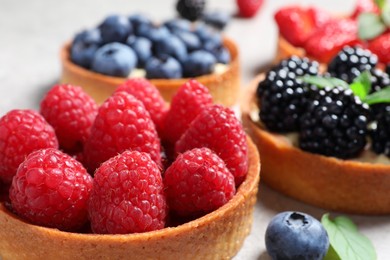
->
0, 79, 249, 234
70, 14, 231, 79
275, 0, 390, 63
256, 46, 390, 159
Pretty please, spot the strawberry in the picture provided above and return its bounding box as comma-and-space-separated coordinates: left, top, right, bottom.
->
351, 0, 380, 19
368, 32, 390, 63
304, 18, 360, 63
307, 7, 333, 28
274, 6, 315, 47
236, 0, 264, 18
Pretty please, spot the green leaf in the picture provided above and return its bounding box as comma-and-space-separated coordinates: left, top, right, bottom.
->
301, 75, 349, 89
350, 71, 372, 99
324, 245, 341, 260
382, 3, 390, 27
364, 86, 390, 105
358, 13, 387, 40
321, 214, 376, 260
375, 0, 386, 10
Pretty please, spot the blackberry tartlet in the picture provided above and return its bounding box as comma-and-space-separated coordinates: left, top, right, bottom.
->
242, 53, 390, 215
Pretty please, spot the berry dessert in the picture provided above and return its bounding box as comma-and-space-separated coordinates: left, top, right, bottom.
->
242, 49, 390, 214
60, 14, 239, 106
274, 0, 390, 65
0, 79, 260, 259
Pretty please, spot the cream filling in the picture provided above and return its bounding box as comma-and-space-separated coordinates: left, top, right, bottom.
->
127, 63, 228, 79
249, 107, 390, 165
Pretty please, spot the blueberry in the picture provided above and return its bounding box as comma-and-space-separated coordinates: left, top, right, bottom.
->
194, 23, 222, 50
136, 24, 170, 43
164, 18, 192, 32
183, 50, 216, 77
172, 30, 201, 52
209, 46, 230, 64
91, 42, 137, 77
99, 15, 133, 43
145, 55, 182, 79
265, 211, 329, 260
202, 10, 231, 30
128, 13, 151, 31
70, 28, 102, 68
126, 36, 152, 67
154, 36, 187, 63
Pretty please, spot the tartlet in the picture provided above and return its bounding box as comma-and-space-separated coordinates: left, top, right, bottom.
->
60, 37, 240, 106
242, 74, 390, 215
0, 137, 259, 260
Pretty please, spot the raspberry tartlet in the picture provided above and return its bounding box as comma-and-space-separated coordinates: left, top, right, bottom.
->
0, 79, 260, 259
274, 0, 390, 65
60, 15, 240, 106
242, 52, 390, 215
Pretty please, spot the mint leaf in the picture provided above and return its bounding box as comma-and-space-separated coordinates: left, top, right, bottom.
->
376, 0, 386, 10
382, 3, 390, 26
321, 214, 376, 260
350, 71, 372, 99
301, 75, 349, 89
358, 13, 387, 40
364, 86, 390, 105
324, 245, 341, 260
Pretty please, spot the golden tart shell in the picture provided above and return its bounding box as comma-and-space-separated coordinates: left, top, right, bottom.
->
0, 137, 260, 260
242, 74, 390, 215
60, 38, 240, 106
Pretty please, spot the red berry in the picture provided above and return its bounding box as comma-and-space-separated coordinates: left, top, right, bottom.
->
9, 148, 93, 231
164, 148, 235, 217
351, 0, 379, 19
236, 0, 264, 18
175, 105, 248, 185
40, 84, 98, 153
305, 18, 360, 63
115, 79, 168, 135
275, 6, 314, 47
0, 109, 58, 183
163, 79, 212, 145
84, 91, 161, 172
89, 150, 167, 234
368, 33, 390, 63
307, 7, 333, 28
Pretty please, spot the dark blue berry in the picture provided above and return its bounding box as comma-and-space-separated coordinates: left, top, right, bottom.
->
70, 28, 102, 68
172, 30, 202, 52
209, 46, 230, 64
164, 18, 192, 32
126, 36, 152, 67
183, 50, 216, 77
194, 24, 223, 51
128, 14, 151, 34
202, 10, 231, 30
145, 55, 182, 79
265, 211, 329, 260
91, 43, 137, 77
176, 0, 206, 21
136, 24, 170, 43
154, 36, 187, 63
99, 15, 133, 43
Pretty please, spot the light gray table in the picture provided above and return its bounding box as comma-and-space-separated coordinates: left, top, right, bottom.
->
1, 0, 389, 259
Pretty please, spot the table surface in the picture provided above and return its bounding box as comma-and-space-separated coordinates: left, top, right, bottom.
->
1, 0, 389, 259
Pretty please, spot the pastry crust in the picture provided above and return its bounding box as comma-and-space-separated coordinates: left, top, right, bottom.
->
242, 74, 390, 215
0, 137, 260, 260
60, 38, 240, 106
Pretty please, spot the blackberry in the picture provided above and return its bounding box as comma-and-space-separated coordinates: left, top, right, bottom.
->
370, 105, 390, 157
386, 64, 390, 76
299, 86, 370, 159
176, 0, 205, 21
256, 56, 319, 132
328, 46, 378, 83
370, 69, 390, 93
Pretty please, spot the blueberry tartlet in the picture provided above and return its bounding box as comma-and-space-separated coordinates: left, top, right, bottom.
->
242, 48, 390, 214
60, 14, 239, 105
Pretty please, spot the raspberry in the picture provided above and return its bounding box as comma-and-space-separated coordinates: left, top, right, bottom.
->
9, 148, 93, 231
115, 78, 168, 135
163, 79, 213, 144
175, 105, 248, 185
84, 91, 161, 172
40, 84, 98, 153
236, 0, 264, 18
89, 150, 167, 234
0, 110, 58, 183
164, 148, 235, 217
